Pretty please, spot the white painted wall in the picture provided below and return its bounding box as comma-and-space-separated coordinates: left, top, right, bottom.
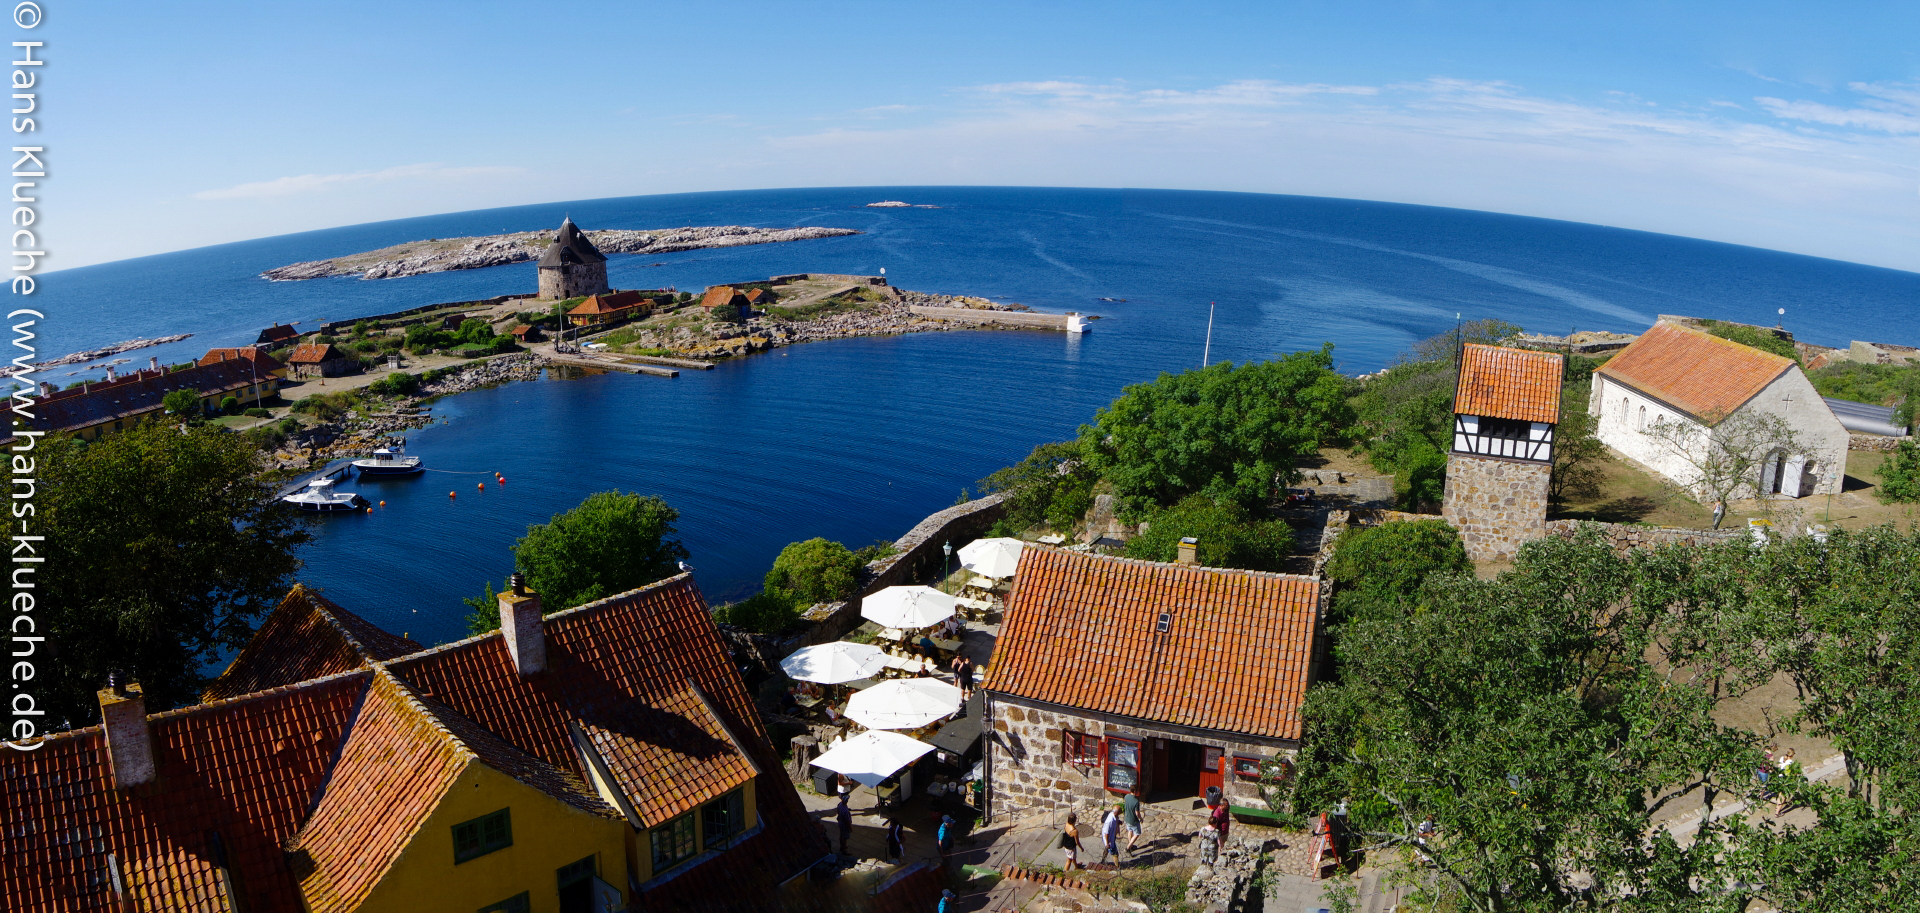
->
1590, 367, 1851, 498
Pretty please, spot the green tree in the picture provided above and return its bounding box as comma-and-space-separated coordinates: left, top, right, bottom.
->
1352, 322, 1525, 511
713, 591, 801, 634
1548, 384, 1607, 506
764, 537, 861, 606
1320, 518, 1468, 624
1877, 439, 1920, 503
1297, 529, 1756, 912
219, 396, 241, 415
1122, 495, 1297, 572
465, 491, 688, 632
162, 388, 201, 416
1700, 319, 1800, 364
1079, 345, 1352, 517
34, 424, 311, 723
976, 440, 1098, 533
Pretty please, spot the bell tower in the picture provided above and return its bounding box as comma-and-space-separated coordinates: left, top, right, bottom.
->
1440, 343, 1564, 563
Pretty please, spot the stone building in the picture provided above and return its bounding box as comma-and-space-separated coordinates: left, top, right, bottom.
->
287, 341, 352, 378
1441, 343, 1564, 562
537, 217, 611, 300
980, 546, 1322, 819
1592, 320, 1850, 498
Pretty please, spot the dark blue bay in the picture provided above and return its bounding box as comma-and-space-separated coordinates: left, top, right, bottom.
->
37, 187, 1920, 642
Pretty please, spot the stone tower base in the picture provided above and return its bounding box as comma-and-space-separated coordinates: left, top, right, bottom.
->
1441, 453, 1550, 563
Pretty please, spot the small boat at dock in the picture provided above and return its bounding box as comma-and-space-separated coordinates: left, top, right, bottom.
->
282, 477, 368, 512
352, 445, 423, 476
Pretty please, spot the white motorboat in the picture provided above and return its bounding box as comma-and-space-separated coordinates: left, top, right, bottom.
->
282, 477, 368, 512
352, 445, 423, 476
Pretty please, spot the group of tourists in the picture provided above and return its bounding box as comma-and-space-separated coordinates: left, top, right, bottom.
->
1059, 790, 1146, 871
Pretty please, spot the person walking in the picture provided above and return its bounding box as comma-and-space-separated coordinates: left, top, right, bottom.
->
837, 791, 854, 857
937, 813, 956, 868
1100, 802, 1122, 867
884, 815, 905, 864
938, 888, 958, 913
1061, 811, 1082, 871
1207, 796, 1231, 845
954, 654, 975, 701
1774, 748, 1798, 813
1122, 790, 1143, 854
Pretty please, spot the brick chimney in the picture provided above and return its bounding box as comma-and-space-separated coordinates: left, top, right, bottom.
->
1176, 537, 1199, 567
98, 672, 155, 789
497, 573, 546, 675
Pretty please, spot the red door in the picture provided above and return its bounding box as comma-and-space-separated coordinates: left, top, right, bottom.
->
1198, 746, 1225, 798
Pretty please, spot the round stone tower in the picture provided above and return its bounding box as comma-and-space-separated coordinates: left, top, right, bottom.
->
537, 218, 610, 300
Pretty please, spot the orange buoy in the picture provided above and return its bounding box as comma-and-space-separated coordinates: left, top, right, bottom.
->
449, 491, 457, 499
477, 482, 485, 491
366, 507, 373, 514
379, 500, 386, 507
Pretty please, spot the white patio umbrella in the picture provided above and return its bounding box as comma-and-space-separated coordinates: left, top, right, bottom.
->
958, 537, 1024, 579
860, 585, 956, 630
845, 677, 965, 731
779, 641, 889, 685
810, 729, 938, 788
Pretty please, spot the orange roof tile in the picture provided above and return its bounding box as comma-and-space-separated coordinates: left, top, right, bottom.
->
982, 548, 1320, 741
1454, 343, 1563, 424
287, 343, 341, 364
1598, 322, 1792, 422
198, 346, 281, 374
205, 586, 423, 701
0, 673, 368, 912
700, 286, 748, 310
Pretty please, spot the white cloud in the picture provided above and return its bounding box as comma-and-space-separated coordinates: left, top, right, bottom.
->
194, 163, 521, 201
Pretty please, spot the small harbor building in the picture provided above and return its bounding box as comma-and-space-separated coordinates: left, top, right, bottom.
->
538, 218, 611, 301
981, 546, 1322, 817
28, 358, 280, 440
1591, 320, 1850, 498
1440, 342, 1564, 563
287, 342, 353, 378
256, 322, 300, 347
199, 344, 289, 380
1, 576, 832, 913
566, 290, 660, 328
700, 286, 751, 319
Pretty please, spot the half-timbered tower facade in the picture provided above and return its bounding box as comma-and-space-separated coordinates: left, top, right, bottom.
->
1441, 343, 1565, 562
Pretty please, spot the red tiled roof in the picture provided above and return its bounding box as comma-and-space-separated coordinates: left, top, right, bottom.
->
29, 360, 265, 432
290, 671, 618, 912
569, 289, 654, 315
198, 346, 281, 374
1454, 343, 1563, 425
0, 673, 368, 912
288, 343, 342, 364
700, 286, 748, 310
1598, 322, 1793, 422
983, 548, 1320, 741
204, 586, 423, 701
258, 324, 299, 344
389, 574, 826, 894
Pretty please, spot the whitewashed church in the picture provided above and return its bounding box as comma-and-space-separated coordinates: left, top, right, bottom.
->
1590, 320, 1850, 498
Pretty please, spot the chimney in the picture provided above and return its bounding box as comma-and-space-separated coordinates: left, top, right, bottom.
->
104, 366, 116, 382
36, 381, 51, 396
98, 673, 156, 789
497, 573, 546, 675
149, 356, 159, 372
1176, 537, 1199, 567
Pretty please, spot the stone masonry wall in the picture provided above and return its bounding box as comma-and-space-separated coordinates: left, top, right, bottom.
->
1441, 454, 1550, 563
1544, 519, 1743, 552
987, 697, 1289, 822
796, 492, 1009, 647
1851, 433, 1911, 452
539, 261, 610, 300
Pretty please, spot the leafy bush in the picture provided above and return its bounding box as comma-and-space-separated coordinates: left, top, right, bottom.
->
450, 343, 493, 358
713, 590, 802, 634
161, 389, 201, 416
977, 440, 1098, 533
242, 417, 301, 451
290, 392, 357, 420
1699, 319, 1799, 364
243, 407, 272, 419
1878, 440, 1920, 503
219, 396, 241, 415
1323, 519, 1470, 623
765, 538, 862, 605
1811, 361, 1918, 430
851, 540, 899, 566
1123, 495, 1297, 572
1080, 345, 1353, 517
466, 491, 688, 632
366, 371, 420, 397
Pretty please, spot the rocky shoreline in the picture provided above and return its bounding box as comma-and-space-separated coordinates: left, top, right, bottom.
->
625, 289, 1035, 359
37, 334, 194, 369
269, 354, 546, 470
263, 226, 861, 281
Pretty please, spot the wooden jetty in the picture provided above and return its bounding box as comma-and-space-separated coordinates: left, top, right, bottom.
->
546, 353, 678, 377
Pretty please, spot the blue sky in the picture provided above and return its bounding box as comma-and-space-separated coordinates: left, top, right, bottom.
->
40, 1, 1920, 271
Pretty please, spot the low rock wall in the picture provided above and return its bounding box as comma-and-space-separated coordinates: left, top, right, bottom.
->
1851, 433, 1911, 452
798, 492, 1009, 646
1544, 519, 1743, 551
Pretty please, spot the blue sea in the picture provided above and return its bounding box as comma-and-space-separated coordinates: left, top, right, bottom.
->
37, 187, 1920, 643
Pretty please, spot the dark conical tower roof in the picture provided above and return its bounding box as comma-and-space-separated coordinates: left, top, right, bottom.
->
537, 218, 608, 268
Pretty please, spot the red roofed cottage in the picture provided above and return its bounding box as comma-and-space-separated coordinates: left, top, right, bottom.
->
1440, 343, 1564, 562
981, 547, 1321, 817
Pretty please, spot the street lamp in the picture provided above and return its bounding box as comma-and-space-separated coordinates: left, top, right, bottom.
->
942, 541, 953, 587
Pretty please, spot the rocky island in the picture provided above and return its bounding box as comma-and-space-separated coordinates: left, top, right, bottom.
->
262, 225, 861, 281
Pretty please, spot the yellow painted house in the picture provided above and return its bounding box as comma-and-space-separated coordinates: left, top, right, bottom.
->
0, 579, 830, 912
29, 356, 279, 441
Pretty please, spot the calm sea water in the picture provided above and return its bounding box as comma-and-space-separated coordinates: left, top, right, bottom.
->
38, 187, 1920, 642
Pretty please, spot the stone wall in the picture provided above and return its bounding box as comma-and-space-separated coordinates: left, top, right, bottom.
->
1544, 519, 1743, 552
907, 306, 1071, 330
986, 696, 1290, 822
796, 492, 1009, 647
768, 273, 889, 287
1851, 433, 1911, 452
1440, 454, 1550, 563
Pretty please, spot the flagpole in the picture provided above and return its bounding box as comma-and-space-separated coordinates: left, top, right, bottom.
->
1202, 302, 1215, 368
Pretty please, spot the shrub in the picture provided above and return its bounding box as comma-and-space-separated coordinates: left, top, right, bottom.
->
290, 392, 357, 420
450, 343, 492, 358
1323, 519, 1470, 624
244, 407, 272, 419
243, 417, 300, 451
1878, 440, 1920, 504
1698, 320, 1799, 364
714, 590, 802, 634
219, 396, 241, 415
366, 371, 419, 397
162, 389, 201, 416
765, 538, 862, 605
1123, 496, 1297, 573
977, 440, 1098, 533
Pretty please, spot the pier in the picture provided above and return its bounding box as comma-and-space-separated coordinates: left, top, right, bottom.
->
545, 352, 680, 377
907, 306, 1090, 331
275, 459, 357, 500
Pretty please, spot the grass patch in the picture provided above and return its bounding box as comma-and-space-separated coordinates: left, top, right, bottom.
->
1108, 867, 1197, 913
